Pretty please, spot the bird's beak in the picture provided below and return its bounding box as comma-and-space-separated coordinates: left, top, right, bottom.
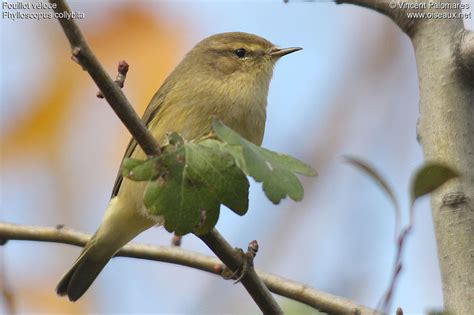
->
269, 47, 302, 58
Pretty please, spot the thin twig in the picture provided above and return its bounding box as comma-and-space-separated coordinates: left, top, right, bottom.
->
49, 0, 160, 157
97, 60, 129, 98
0, 222, 378, 315
378, 201, 417, 313
48, 0, 281, 312
171, 235, 183, 247
378, 226, 411, 313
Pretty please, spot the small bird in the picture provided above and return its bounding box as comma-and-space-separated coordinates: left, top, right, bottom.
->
56, 32, 301, 301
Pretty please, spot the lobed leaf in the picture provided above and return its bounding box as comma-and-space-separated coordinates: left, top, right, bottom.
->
121, 158, 160, 181
213, 119, 317, 204
123, 120, 317, 235
143, 135, 249, 235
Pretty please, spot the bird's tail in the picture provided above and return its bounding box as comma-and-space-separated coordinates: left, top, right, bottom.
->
56, 197, 155, 301
56, 234, 113, 301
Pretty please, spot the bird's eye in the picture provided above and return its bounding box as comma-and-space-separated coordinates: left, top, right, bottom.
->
234, 48, 247, 58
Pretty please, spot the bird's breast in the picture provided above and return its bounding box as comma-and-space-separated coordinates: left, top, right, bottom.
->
152, 75, 268, 146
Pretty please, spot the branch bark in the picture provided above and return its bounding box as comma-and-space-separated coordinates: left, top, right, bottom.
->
198, 230, 282, 313
336, 0, 474, 313
457, 30, 474, 79
49, 0, 160, 157
0, 222, 378, 315
335, 0, 418, 34
48, 0, 282, 312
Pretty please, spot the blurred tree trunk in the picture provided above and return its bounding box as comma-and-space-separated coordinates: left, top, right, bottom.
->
414, 19, 473, 315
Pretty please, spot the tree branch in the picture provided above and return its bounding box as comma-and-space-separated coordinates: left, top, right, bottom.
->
198, 230, 282, 314
335, 0, 418, 35
48, 0, 282, 312
0, 222, 378, 315
49, 0, 160, 156
456, 30, 474, 79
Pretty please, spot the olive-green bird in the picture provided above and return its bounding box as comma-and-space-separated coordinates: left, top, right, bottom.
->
56, 32, 301, 301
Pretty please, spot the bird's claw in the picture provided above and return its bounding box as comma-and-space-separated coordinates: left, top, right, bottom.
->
220, 240, 259, 284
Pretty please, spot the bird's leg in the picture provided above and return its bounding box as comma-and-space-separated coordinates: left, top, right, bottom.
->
221, 248, 245, 280
220, 240, 259, 284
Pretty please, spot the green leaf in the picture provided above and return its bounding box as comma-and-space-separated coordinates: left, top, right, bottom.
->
197, 140, 249, 214
127, 121, 317, 234
143, 136, 249, 235
166, 132, 185, 146
212, 119, 317, 204
343, 156, 401, 236
121, 158, 160, 181
411, 162, 459, 202
343, 156, 399, 212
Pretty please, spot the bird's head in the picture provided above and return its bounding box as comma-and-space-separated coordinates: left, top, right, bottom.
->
164, 32, 301, 113
176, 32, 301, 95
189, 32, 301, 79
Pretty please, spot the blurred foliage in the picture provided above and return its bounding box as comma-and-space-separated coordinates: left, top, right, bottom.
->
344, 155, 400, 233
410, 163, 460, 203
1, 6, 183, 159
346, 158, 459, 226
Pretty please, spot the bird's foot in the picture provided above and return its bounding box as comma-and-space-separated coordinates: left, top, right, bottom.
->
220, 240, 259, 284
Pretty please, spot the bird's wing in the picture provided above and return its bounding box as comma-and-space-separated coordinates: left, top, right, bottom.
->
110, 86, 169, 198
